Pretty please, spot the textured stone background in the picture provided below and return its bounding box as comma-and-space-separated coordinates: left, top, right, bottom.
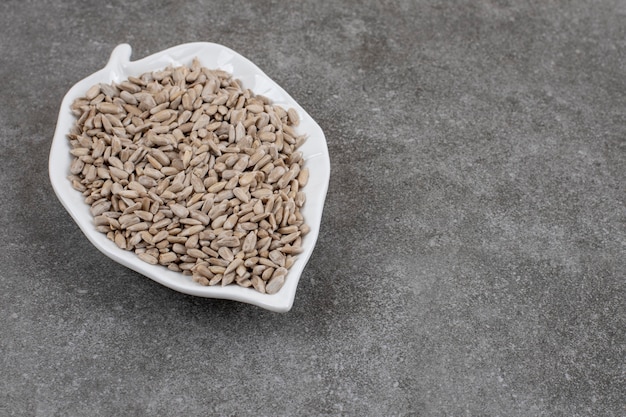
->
1, 1, 624, 416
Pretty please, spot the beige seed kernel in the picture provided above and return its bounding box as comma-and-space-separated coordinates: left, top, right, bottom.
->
97, 102, 123, 114
138, 252, 158, 265
287, 108, 300, 126
266, 273, 286, 295
67, 59, 309, 294
159, 252, 178, 264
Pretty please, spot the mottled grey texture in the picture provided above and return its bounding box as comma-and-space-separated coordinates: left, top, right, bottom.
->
1, 0, 624, 416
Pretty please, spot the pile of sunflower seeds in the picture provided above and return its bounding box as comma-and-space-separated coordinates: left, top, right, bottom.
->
67, 58, 309, 294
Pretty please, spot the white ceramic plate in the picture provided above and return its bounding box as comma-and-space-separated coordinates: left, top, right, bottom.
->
49, 42, 330, 312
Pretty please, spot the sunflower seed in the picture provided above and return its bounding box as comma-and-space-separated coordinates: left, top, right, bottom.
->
170, 203, 189, 218
159, 252, 178, 264
138, 252, 158, 265
97, 102, 123, 114
251, 275, 266, 293
265, 274, 286, 295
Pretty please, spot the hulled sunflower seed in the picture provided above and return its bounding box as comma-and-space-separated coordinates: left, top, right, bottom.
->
266, 273, 286, 294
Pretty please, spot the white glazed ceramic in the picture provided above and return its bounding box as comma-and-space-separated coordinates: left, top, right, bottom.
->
49, 43, 330, 312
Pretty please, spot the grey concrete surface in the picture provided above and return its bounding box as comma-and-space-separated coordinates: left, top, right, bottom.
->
1, 0, 624, 416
